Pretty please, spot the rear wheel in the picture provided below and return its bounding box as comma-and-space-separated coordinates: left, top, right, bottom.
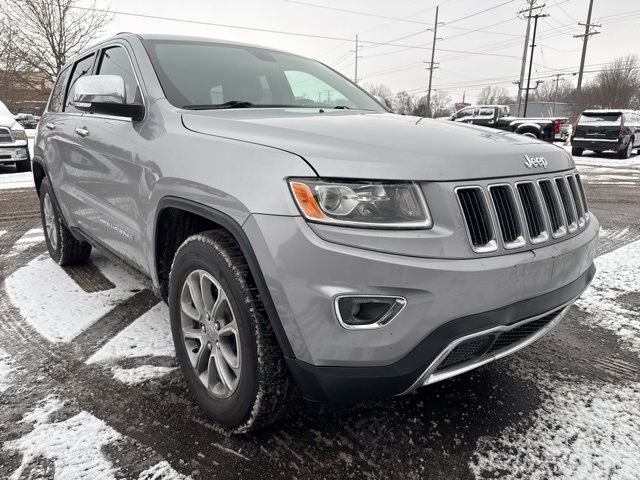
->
618, 139, 633, 159
15, 160, 31, 172
521, 131, 539, 139
39, 178, 91, 265
571, 146, 584, 156
168, 230, 296, 432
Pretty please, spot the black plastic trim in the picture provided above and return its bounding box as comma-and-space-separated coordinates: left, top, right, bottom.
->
286, 263, 596, 404
154, 196, 295, 358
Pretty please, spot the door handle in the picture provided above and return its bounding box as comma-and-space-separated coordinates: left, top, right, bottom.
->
46, 123, 56, 130
75, 127, 89, 137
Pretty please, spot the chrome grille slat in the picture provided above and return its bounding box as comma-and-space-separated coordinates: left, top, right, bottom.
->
456, 173, 589, 253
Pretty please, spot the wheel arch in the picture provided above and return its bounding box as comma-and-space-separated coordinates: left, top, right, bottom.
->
154, 196, 295, 358
514, 123, 542, 138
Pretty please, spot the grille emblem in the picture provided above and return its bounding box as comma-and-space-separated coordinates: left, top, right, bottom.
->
523, 155, 548, 169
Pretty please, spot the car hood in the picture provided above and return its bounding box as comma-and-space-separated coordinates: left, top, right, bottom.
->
0, 115, 20, 130
182, 109, 574, 181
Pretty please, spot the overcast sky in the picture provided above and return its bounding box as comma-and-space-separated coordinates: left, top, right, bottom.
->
92, 0, 639, 103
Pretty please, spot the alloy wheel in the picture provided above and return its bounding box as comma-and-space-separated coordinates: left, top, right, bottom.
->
43, 193, 58, 251
180, 269, 241, 398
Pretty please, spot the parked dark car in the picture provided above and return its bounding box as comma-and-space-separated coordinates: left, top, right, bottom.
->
571, 110, 640, 159
441, 105, 570, 142
15, 113, 38, 129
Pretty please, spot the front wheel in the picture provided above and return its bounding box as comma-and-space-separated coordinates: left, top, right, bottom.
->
168, 230, 296, 433
571, 146, 584, 156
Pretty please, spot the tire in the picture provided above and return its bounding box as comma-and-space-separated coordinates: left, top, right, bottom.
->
618, 139, 633, 159
521, 131, 539, 139
168, 230, 296, 433
571, 146, 584, 156
593, 150, 603, 155
39, 178, 92, 265
15, 160, 31, 172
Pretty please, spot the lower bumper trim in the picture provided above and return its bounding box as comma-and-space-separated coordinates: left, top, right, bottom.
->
286, 264, 596, 404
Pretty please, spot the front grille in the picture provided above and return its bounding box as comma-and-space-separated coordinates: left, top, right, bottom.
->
456, 173, 589, 252
566, 175, 586, 224
0, 127, 12, 144
539, 180, 564, 235
435, 309, 561, 372
555, 177, 577, 230
489, 185, 523, 246
457, 187, 495, 252
516, 182, 546, 240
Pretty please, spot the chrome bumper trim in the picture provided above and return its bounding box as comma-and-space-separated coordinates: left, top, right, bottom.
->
399, 297, 577, 395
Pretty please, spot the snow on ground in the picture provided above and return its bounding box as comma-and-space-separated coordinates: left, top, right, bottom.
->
5, 228, 44, 257
470, 369, 640, 480
87, 303, 176, 384
87, 303, 174, 363
5, 396, 189, 479
0, 172, 35, 190
138, 461, 191, 480
112, 365, 177, 385
0, 230, 6, 238
576, 239, 640, 354
5, 253, 143, 342
0, 349, 14, 393
5, 398, 123, 480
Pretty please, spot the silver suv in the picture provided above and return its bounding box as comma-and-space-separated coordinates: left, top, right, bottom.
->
34, 34, 598, 432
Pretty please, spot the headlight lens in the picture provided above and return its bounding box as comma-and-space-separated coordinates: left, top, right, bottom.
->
289, 178, 432, 228
11, 130, 27, 141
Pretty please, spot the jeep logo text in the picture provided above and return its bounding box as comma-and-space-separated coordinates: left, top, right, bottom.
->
523, 155, 548, 169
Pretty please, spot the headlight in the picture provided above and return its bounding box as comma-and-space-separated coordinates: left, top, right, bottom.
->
288, 178, 432, 229
11, 130, 27, 141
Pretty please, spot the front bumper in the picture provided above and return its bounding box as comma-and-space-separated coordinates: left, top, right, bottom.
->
243, 213, 598, 403
0, 142, 30, 163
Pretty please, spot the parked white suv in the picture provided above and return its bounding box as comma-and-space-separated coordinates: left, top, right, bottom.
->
0, 101, 30, 172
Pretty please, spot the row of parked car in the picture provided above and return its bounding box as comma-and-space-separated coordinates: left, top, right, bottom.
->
443, 104, 639, 159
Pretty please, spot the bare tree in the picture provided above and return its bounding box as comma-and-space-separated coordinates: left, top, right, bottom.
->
391, 91, 415, 115
363, 83, 393, 104
477, 85, 515, 105
575, 55, 640, 110
413, 90, 452, 118
0, 0, 112, 83
532, 77, 575, 104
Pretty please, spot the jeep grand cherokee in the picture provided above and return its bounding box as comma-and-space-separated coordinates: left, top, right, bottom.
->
33, 34, 598, 432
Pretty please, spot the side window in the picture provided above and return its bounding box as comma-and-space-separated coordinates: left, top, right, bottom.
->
65, 53, 96, 112
48, 67, 71, 113
284, 70, 352, 107
456, 108, 474, 119
96, 46, 141, 104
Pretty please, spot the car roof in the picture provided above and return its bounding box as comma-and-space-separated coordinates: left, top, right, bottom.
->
581, 109, 636, 114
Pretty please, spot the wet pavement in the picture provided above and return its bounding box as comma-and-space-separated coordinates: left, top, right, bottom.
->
0, 154, 639, 480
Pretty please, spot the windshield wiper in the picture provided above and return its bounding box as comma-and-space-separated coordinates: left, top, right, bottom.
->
183, 101, 256, 110
332, 105, 350, 109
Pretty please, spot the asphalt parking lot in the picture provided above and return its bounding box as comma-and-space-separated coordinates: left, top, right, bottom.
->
0, 151, 639, 480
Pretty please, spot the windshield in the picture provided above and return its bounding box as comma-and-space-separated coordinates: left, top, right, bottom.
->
143, 40, 384, 111
578, 112, 622, 124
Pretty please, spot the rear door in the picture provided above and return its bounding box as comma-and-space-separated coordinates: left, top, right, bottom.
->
63, 43, 149, 272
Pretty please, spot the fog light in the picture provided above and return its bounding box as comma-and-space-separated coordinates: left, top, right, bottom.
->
335, 295, 406, 330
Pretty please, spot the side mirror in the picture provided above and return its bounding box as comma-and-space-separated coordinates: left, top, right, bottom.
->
73, 75, 144, 120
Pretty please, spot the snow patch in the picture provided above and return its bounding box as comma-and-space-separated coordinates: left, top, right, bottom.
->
0, 171, 35, 190
471, 374, 640, 480
5, 253, 143, 342
576, 239, 640, 353
6, 228, 45, 256
138, 460, 191, 480
19, 395, 65, 426
0, 349, 14, 393
111, 365, 176, 385
87, 303, 175, 364
5, 400, 123, 480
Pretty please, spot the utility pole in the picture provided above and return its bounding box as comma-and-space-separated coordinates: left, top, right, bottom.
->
425, 6, 443, 118
354, 34, 359, 84
523, 12, 548, 117
517, 0, 539, 116
574, 0, 600, 93
552, 73, 564, 116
